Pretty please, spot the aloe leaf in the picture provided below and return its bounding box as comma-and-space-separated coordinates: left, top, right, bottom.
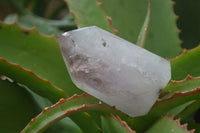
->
130, 88, 200, 132
131, 75, 200, 131
4, 13, 76, 36
166, 101, 194, 118
0, 58, 67, 103
98, 0, 181, 58
173, 0, 200, 49
144, 0, 182, 58
176, 100, 200, 121
98, 0, 146, 43
0, 21, 82, 96
136, 0, 151, 47
0, 78, 41, 133
64, 0, 117, 34
0, 77, 77, 133
4, 13, 62, 36
21, 93, 125, 133
0, 22, 105, 132
171, 46, 200, 80
44, 118, 82, 133
160, 76, 200, 117
161, 76, 200, 99
145, 115, 195, 133
161, 76, 200, 117
101, 115, 135, 133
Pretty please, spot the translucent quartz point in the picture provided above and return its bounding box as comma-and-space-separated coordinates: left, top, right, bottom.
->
58, 26, 171, 117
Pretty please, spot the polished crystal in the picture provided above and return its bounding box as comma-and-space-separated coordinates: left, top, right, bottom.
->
58, 26, 171, 117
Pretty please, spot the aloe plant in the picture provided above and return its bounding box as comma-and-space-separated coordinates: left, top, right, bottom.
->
0, 0, 200, 132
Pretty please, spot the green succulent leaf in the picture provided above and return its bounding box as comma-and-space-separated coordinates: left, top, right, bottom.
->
159, 76, 200, 117
98, 0, 182, 58
130, 88, 200, 132
173, 0, 200, 49
4, 13, 61, 36
97, 0, 146, 44
176, 100, 200, 121
101, 115, 135, 133
144, 0, 182, 58
171, 46, 200, 80
145, 115, 195, 133
0, 21, 106, 132
0, 21, 82, 96
4, 13, 76, 36
21, 93, 125, 133
0, 78, 41, 133
0, 58, 67, 103
64, 0, 117, 34
161, 76, 200, 99
136, 0, 151, 47
0, 77, 81, 133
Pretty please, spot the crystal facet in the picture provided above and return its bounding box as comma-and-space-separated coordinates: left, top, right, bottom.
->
58, 26, 171, 117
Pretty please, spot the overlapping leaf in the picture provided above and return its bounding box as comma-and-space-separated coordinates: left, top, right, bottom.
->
161, 75, 200, 99
101, 115, 135, 133
64, 0, 117, 34
90, 0, 181, 58
0, 58, 67, 103
171, 46, 200, 80
0, 21, 82, 96
173, 0, 200, 49
4, 13, 76, 36
128, 75, 200, 132
159, 76, 200, 117
0, 79, 41, 133
98, 0, 146, 43
144, 0, 182, 58
4, 13, 61, 36
130, 88, 200, 132
145, 115, 195, 133
176, 100, 200, 121
21, 93, 126, 133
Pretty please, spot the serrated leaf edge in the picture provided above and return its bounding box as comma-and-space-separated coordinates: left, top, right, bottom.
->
95, 0, 118, 35
0, 58, 68, 101
0, 20, 58, 39
111, 114, 136, 133
160, 75, 200, 98
64, 0, 118, 35
157, 87, 200, 103
172, 1, 183, 45
21, 93, 123, 133
166, 114, 195, 133
169, 75, 195, 84
169, 45, 200, 61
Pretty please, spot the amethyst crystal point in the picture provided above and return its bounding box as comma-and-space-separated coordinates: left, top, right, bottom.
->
58, 26, 171, 117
